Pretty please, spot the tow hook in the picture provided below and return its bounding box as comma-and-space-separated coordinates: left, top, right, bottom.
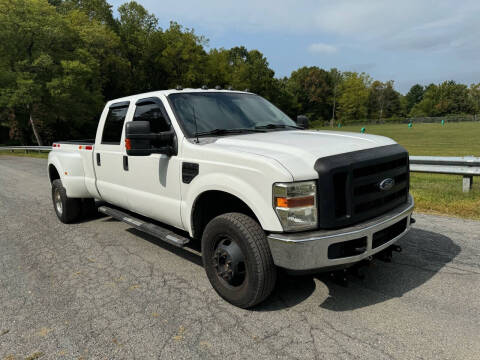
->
329, 244, 403, 286
376, 244, 402, 263
329, 257, 373, 286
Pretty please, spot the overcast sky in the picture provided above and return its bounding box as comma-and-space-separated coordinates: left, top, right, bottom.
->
110, 0, 480, 93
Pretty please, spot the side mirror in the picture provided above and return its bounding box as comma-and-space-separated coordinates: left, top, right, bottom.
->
125, 121, 175, 156
296, 115, 309, 129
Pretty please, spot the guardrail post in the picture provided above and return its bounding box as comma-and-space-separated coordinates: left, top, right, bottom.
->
463, 176, 473, 193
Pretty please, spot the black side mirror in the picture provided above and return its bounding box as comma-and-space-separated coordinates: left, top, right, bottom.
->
125, 121, 175, 156
296, 115, 309, 129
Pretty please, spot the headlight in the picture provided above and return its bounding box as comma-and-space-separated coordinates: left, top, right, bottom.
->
273, 181, 317, 231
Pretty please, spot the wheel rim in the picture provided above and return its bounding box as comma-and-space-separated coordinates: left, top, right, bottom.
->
54, 189, 63, 215
212, 236, 246, 287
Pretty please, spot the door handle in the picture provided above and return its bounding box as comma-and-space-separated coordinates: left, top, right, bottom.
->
96, 153, 101, 166
123, 155, 129, 171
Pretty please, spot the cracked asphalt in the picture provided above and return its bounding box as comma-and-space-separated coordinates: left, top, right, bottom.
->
1, 156, 479, 360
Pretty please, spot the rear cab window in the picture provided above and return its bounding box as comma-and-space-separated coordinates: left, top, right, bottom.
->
101, 101, 130, 145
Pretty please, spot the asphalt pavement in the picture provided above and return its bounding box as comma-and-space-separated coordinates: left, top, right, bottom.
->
1, 156, 479, 360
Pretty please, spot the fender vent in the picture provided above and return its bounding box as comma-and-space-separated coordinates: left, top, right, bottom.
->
182, 162, 199, 184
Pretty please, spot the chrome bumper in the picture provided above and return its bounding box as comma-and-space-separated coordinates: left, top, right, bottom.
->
267, 194, 414, 271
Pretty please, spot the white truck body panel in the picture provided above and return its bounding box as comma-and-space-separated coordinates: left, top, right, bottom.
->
201, 130, 396, 181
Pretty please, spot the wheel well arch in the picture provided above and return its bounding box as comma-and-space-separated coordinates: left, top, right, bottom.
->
191, 190, 260, 239
48, 164, 60, 183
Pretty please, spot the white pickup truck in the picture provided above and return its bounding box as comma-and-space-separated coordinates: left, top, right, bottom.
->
48, 88, 414, 308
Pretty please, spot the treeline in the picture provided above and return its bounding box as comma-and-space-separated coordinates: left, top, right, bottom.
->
1, 0, 479, 145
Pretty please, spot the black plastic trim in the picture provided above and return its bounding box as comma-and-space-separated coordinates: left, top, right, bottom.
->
135, 97, 163, 106
182, 162, 199, 184
109, 101, 130, 109
314, 144, 409, 229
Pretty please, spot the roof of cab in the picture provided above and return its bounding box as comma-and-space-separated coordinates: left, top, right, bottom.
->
106, 88, 252, 106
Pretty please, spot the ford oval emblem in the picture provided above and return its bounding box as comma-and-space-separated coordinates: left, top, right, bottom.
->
379, 178, 395, 191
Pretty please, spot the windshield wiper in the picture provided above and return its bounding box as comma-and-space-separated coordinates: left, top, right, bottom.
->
254, 124, 303, 130
196, 128, 265, 137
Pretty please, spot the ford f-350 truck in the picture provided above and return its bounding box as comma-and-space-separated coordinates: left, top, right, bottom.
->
48, 88, 414, 308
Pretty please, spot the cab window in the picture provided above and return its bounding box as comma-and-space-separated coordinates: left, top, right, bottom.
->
133, 101, 170, 133
101, 103, 129, 144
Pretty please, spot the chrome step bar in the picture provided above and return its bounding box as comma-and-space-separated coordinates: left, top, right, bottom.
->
98, 206, 190, 248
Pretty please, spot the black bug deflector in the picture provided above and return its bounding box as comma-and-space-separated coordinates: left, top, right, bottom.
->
314, 144, 409, 229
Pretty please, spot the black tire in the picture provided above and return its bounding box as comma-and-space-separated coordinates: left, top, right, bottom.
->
201, 213, 277, 308
82, 198, 97, 218
51, 179, 82, 223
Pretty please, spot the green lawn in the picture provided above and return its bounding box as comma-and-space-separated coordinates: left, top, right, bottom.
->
318, 122, 480, 219
0, 150, 49, 158
317, 122, 480, 156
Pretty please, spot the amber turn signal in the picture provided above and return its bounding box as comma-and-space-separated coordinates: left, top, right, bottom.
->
276, 196, 315, 208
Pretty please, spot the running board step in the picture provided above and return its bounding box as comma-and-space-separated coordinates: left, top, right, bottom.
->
98, 206, 190, 248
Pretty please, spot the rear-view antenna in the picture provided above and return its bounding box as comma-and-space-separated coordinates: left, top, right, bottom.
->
193, 101, 199, 144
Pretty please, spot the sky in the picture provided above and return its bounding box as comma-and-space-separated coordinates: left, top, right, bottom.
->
109, 0, 480, 93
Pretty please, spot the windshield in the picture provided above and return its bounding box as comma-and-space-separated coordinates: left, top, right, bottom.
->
168, 92, 297, 137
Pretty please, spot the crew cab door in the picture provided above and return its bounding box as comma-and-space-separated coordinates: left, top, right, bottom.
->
123, 97, 183, 229
94, 101, 131, 209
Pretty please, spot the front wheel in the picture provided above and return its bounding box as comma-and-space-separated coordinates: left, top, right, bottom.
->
201, 213, 277, 308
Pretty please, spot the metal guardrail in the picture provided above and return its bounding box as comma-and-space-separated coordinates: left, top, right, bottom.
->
0, 145, 52, 152
410, 156, 479, 192
0, 146, 478, 192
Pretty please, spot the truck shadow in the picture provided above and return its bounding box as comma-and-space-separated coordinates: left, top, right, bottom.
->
257, 228, 460, 312
125, 228, 204, 267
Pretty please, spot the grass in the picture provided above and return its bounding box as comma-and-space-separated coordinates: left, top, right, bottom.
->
318, 122, 480, 219
0, 149, 48, 158
410, 173, 479, 219
317, 122, 480, 156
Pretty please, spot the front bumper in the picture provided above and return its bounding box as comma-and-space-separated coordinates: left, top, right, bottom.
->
267, 194, 414, 271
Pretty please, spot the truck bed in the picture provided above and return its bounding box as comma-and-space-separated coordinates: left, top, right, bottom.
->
49, 139, 98, 199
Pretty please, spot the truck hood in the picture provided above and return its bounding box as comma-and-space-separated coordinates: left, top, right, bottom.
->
208, 130, 397, 180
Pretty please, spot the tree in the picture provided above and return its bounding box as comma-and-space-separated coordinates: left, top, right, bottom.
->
367, 80, 401, 120
469, 83, 480, 120
337, 72, 371, 122
157, 22, 208, 89
405, 84, 424, 114
269, 77, 297, 118
115, 1, 159, 94
0, 0, 72, 144
60, 0, 116, 27
287, 66, 333, 122
0, 0, 117, 144
329, 68, 342, 127
205, 46, 278, 99
410, 81, 474, 117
